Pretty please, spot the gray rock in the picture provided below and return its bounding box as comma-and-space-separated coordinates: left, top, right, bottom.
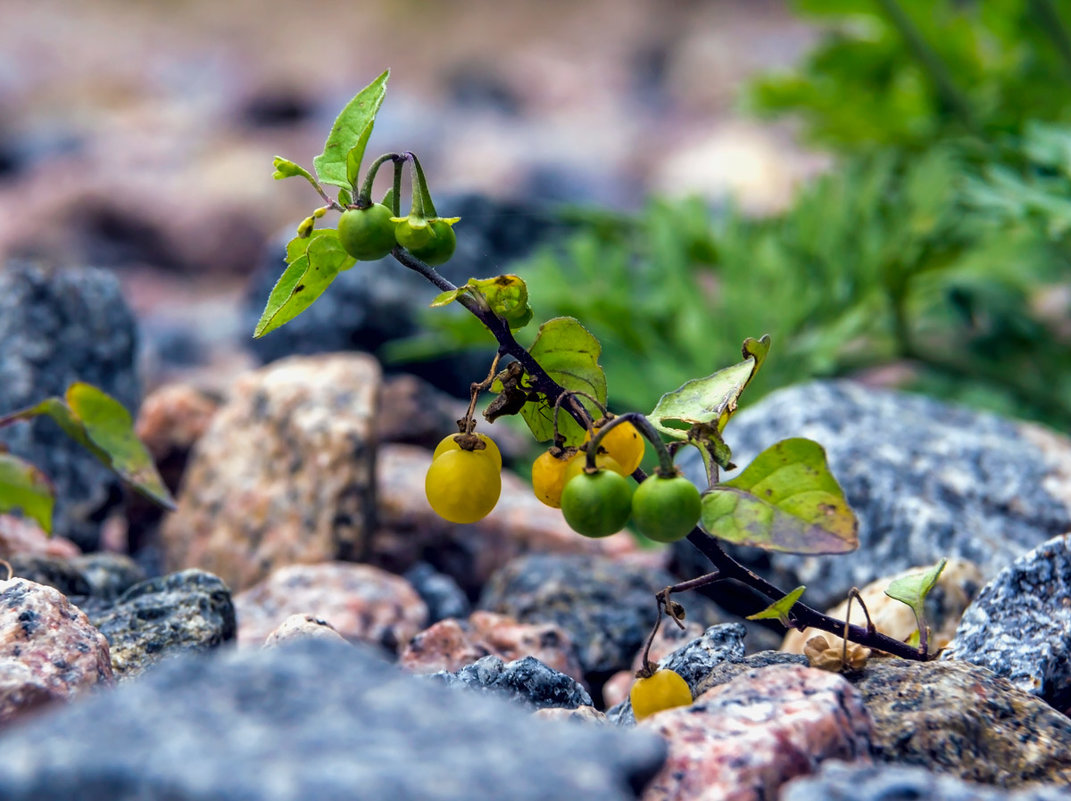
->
0, 261, 140, 549
404, 562, 471, 624
782, 761, 1071, 801
944, 533, 1071, 713
9, 552, 145, 606
606, 623, 807, 725
0, 639, 666, 801
677, 380, 1071, 610
478, 553, 726, 682
430, 654, 593, 710
88, 569, 236, 679
848, 657, 1071, 787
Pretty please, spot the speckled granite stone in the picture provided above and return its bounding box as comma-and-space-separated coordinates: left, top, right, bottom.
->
849, 657, 1071, 787
160, 353, 380, 592
88, 569, 236, 679
479, 554, 726, 683
677, 380, 1071, 610
638, 663, 873, 801
783, 761, 1071, 801
372, 445, 648, 595
0, 577, 112, 725
234, 562, 427, 652
943, 534, 1071, 713
263, 614, 347, 647
0, 262, 140, 549
430, 654, 593, 710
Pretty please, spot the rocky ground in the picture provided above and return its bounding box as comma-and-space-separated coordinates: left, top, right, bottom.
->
2, 2, 1071, 800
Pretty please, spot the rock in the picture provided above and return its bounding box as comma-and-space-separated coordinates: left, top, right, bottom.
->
850, 657, 1071, 787
782, 761, 1071, 801
0, 515, 79, 560
479, 554, 725, 687
0, 639, 666, 801
431, 654, 593, 711
0, 577, 112, 725
0, 261, 140, 549
8, 552, 145, 605
638, 664, 873, 801
263, 614, 347, 647
401, 611, 584, 682
234, 562, 427, 653
242, 194, 557, 398
160, 353, 380, 592
943, 534, 1071, 713
677, 380, 1071, 610
607, 623, 808, 725
373, 445, 650, 596
403, 562, 471, 624
377, 374, 468, 449
534, 705, 609, 725
783, 558, 983, 655
87, 569, 236, 679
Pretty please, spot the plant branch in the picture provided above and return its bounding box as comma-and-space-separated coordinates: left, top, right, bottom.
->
390, 247, 930, 662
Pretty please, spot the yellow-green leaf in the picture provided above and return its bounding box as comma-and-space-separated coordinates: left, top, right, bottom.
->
430, 275, 533, 330
701, 437, 857, 554
0, 453, 54, 532
885, 558, 948, 619
313, 70, 389, 191
746, 585, 806, 627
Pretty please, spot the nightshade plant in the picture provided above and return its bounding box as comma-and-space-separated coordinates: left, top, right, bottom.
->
257, 70, 946, 665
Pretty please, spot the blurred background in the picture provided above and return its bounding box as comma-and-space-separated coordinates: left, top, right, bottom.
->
2, 0, 1070, 430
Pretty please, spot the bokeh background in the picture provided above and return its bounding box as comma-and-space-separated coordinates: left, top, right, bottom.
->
2, 0, 1070, 429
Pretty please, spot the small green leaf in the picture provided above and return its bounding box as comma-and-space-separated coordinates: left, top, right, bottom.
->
313, 70, 389, 191
254, 230, 355, 338
64, 383, 174, 508
746, 586, 806, 627
520, 317, 607, 444
884, 558, 948, 620
272, 156, 317, 186
430, 275, 532, 330
650, 335, 771, 439
700, 437, 857, 554
0, 453, 54, 532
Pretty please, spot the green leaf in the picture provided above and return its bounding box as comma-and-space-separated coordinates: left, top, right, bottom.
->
430, 275, 533, 330
0, 453, 54, 532
254, 230, 355, 338
700, 437, 857, 554
313, 70, 389, 191
0, 385, 174, 510
650, 335, 771, 439
520, 317, 607, 444
884, 558, 948, 620
746, 585, 806, 627
63, 383, 174, 508
272, 156, 317, 185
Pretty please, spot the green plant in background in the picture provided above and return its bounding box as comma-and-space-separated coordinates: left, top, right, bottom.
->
260, 70, 947, 673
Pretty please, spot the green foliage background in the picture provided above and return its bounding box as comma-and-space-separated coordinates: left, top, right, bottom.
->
395, 0, 1071, 430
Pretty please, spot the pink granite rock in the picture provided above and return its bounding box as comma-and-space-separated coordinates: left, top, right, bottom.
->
234, 562, 427, 653
0, 577, 113, 726
0, 515, 80, 560
160, 354, 380, 592
400, 610, 584, 683
263, 614, 348, 648
372, 444, 658, 594
639, 663, 873, 801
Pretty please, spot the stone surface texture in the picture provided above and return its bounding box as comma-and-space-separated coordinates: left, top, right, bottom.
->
373, 445, 650, 595
0, 639, 667, 801
943, 533, 1071, 713
401, 611, 584, 682
263, 614, 347, 647
850, 657, 1071, 787
678, 380, 1071, 610
0, 515, 79, 560
403, 562, 471, 624
234, 562, 427, 652
638, 664, 873, 801
0, 577, 112, 725
782, 558, 983, 655
479, 554, 725, 682
9, 552, 146, 606
782, 761, 1071, 801
88, 569, 236, 679
160, 353, 380, 592
431, 654, 593, 710
0, 261, 140, 550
